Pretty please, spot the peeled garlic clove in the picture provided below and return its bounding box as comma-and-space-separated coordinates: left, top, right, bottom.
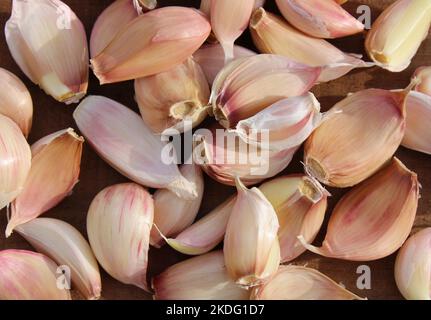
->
7, 128, 84, 237
5, 0, 88, 104
251, 266, 363, 300
153, 251, 249, 300
304, 88, 407, 188
0, 250, 71, 300
91, 7, 211, 84
260, 175, 328, 263
150, 164, 204, 248
395, 228, 431, 300
87, 183, 153, 291
0, 68, 32, 137
250, 9, 372, 82
224, 178, 280, 287
0, 114, 31, 211
135, 58, 210, 134
412, 66, 431, 96
73, 96, 197, 200
300, 158, 419, 261
365, 0, 431, 72
15, 218, 101, 300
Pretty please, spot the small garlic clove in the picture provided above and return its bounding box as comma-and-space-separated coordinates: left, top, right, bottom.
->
0, 250, 71, 300
365, 0, 431, 72
251, 266, 364, 300
91, 7, 211, 84
153, 251, 249, 300
5, 0, 88, 104
150, 164, 204, 248
0, 68, 33, 137
412, 66, 431, 96
304, 88, 407, 188
300, 158, 419, 261
15, 218, 102, 300
224, 178, 280, 287
7, 128, 84, 237
0, 114, 31, 211
73, 96, 197, 200
87, 183, 154, 292
135, 58, 210, 134
395, 228, 431, 300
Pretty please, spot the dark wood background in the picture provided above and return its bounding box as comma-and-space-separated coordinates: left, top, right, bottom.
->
0, 0, 430, 300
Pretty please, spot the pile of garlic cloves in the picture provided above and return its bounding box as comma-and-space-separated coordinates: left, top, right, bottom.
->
1, 0, 431, 301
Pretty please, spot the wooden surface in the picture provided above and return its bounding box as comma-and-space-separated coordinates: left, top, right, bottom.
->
0, 0, 430, 300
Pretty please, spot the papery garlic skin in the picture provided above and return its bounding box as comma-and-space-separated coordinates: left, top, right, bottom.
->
153, 251, 249, 300
16, 218, 102, 300
7, 128, 84, 237
0, 68, 32, 137
0, 250, 71, 300
251, 266, 363, 300
395, 228, 431, 300
365, 0, 431, 72
5, 0, 88, 104
413, 66, 431, 96
87, 183, 154, 291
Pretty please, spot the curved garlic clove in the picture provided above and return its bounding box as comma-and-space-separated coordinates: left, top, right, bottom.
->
365, 0, 431, 72
300, 158, 419, 261
153, 251, 249, 300
395, 228, 431, 300
0, 250, 71, 300
251, 266, 364, 300
135, 58, 210, 134
304, 88, 407, 188
87, 183, 154, 292
412, 66, 431, 96
15, 218, 101, 300
7, 128, 84, 237
5, 0, 88, 104
91, 7, 211, 84
0, 68, 33, 137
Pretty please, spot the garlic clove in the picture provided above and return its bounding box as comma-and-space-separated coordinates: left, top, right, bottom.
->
0, 68, 33, 137
395, 228, 431, 300
73, 96, 197, 200
15, 218, 102, 300
0, 250, 71, 300
153, 251, 249, 300
91, 7, 211, 84
87, 183, 154, 292
251, 265, 364, 300
150, 164, 204, 248
304, 88, 408, 188
300, 158, 419, 261
412, 66, 431, 96
5, 0, 88, 104
365, 0, 431, 72
135, 58, 210, 134
7, 128, 84, 237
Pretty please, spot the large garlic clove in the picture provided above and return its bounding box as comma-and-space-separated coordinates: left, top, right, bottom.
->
73, 96, 197, 200
0, 114, 31, 211
153, 251, 249, 300
7, 128, 84, 237
251, 266, 364, 300
135, 58, 210, 134
0, 68, 33, 137
304, 88, 407, 188
150, 164, 204, 248
91, 7, 211, 84
87, 183, 154, 291
15, 218, 101, 300
0, 250, 71, 300
395, 228, 431, 300
260, 175, 328, 263
250, 9, 372, 82
300, 158, 419, 261
5, 0, 88, 104
365, 0, 431, 72
412, 66, 431, 96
